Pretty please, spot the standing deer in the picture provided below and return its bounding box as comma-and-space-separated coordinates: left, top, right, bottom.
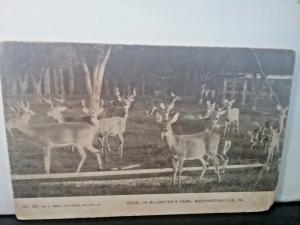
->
82, 87, 136, 160
9, 102, 102, 173
217, 140, 232, 173
266, 127, 281, 167
6, 101, 33, 138
182, 101, 216, 121
155, 112, 222, 187
223, 99, 240, 137
148, 92, 181, 120
276, 105, 288, 137
43, 97, 67, 123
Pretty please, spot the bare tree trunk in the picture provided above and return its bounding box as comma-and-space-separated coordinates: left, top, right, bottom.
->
93, 48, 111, 106
104, 77, 111, 97
81, 48, 111, 109
251, 73, 265, 111
68, 67, 75, 95
10, 80, 18, 96
18, 76, 29, 96
251, 74, 257, 111
43, 67, 51, 95
53, 68, 60, 95
82, 62, 93, 97
141, 75, 145, 96
31, 73, 43, 101
126, 83, 131, 97
58, 68, 65, 96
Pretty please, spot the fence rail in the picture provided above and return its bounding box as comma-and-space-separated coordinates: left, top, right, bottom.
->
11, 163, 264, 181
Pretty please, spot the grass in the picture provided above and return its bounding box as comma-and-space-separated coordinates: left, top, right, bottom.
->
4, 96, 283, 198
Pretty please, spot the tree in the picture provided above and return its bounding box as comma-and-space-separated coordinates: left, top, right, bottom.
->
81, 47, 111, 113
47, 45, 78, 96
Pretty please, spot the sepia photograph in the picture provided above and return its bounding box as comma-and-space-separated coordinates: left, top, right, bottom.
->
0, 42, 295, 200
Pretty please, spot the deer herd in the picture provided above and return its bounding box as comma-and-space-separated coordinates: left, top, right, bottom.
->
5, 86, 288, 187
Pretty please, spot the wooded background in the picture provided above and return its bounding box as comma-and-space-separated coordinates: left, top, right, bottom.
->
0, 42, 295, 107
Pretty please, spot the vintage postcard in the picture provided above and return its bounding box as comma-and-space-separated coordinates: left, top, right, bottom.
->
0, 42, 295, 219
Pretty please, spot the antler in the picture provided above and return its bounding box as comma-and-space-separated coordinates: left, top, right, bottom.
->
115, 87, 124, 102
81, 99, 90, 114
9, 104, 21, 117
14, 100, 31, 113
53, 96, 65, 104
43, 97, 54, 108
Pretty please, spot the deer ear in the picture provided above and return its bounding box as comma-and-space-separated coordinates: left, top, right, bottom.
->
59, 106, 67, 112
171, 92, 175, 97
81, 99, 86, 107
219, 110, 226, 115
132, 87, 136, 97
99, 99, 104, 107
117, 97, 124, 102
96, 107, 104, 115
276, 105, 282, 111
155, 112, 163, 123
169, 112, 179, 124
160, 102, 166, 109
82, 108, 90, 114
230, 99, 236, 104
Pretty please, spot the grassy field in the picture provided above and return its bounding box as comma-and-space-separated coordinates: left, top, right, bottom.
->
5, 96, 283, 198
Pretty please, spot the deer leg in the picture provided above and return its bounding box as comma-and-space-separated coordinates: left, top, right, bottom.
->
118, 133, 124, 159
232, 122, 235, 134
236, 120, 240, 135
211, 156, 220, 183
199, 157, 208, 181
222, 155, 229, 174
105, 137, 111, 152
217, 154, 227, 174
224, 122, 228, 137
178, 158, 185, 188
76, 146, 87, 173
85, 144, 103, 171
104, 137, 111, 161
268, 147, 274, 165
43, 147, 52, 174
172, 157, 179, 186
99, 137, 105, 155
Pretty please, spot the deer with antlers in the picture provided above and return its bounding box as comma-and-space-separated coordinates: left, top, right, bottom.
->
7, 101, 103, 174
223, 99, 240, 137
146, 92, 181, 119
6, 101, 34, 138
82, 87, 136, 160
155, 111, 222, 187
154, 95, 228, 186
43, 97, 67, 124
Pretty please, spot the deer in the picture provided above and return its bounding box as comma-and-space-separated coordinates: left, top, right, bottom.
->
182, 101, 216, 121
276, 104, 288, 137
43, 97, 67, 124
249, 120, 273, 152
82, 87, 136, 160
223, 99, 240, 137
8, 102, 103, 174
155, 112, 223, 187
216, 140, 232, 173
147, 92, 181, 120
265, 126, 281, 169
5, 101, 35, 139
